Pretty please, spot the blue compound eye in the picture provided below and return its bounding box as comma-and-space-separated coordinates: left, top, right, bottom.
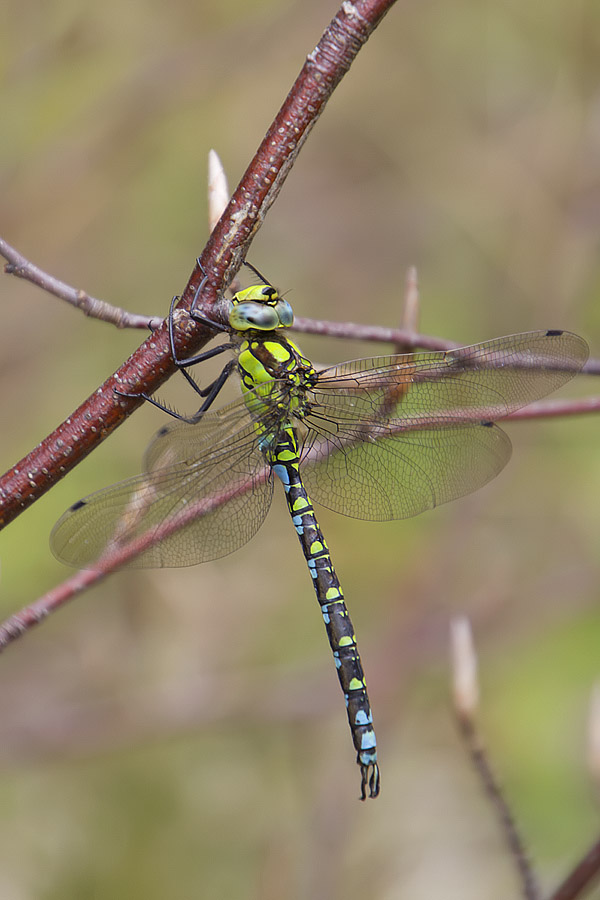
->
273, 299, 294, 327
229, 300, 281, 331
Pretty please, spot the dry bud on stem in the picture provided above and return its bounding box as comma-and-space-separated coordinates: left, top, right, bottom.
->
450, 615, 480, 723
587, 682, 600, 788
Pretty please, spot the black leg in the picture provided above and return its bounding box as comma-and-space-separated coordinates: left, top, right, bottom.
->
185, 360, 235, 422
168, 293, 232, 370
187, 261, 229, 329
115, 261, 239, 421
114, 359, 234, 424
242, 260, 272, 286
114, 389, 192, 422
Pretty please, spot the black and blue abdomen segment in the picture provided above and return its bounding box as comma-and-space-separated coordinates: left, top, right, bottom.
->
270, 428, 380, 799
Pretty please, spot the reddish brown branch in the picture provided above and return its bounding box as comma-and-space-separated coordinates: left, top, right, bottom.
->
0, 0, 396, 532
0, 569, 107, 648
0, 471, 265, 651
548, 837, 600, 900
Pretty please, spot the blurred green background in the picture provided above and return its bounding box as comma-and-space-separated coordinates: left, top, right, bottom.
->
1, 0, 600, 897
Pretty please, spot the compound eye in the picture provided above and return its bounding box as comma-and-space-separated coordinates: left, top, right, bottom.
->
274, 299, 294, 327
229, 300, 280, 331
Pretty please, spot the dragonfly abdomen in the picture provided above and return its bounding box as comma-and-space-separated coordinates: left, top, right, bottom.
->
270, 427, 380, 800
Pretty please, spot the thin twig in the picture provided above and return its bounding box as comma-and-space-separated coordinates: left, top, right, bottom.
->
0, 237, 162, 330
0, 151, 229, 333
0, 568, 107, 649
456, 716, 541, 900
547, 838, 600, 900
0, 468, 269, 651
543, 691, 600, 899
450, 618, 540, 900
293, 315, 600, 379
506, 396, 600, 419
291, 314, 454, 350
0, 0, 396, 531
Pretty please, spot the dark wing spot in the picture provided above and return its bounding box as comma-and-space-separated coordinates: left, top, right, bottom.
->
70, 499, 87, 511
157, 426, 169, 437
545, 329, 563, 337
481, 421, 494, 428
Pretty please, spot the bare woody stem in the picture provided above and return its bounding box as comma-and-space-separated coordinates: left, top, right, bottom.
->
450, 617, 540, 899
0, 0, 396, 531
0, 237, 162, 330
0, 471, 259, 650
548, 837, 600, 900
455, 714, 541, 900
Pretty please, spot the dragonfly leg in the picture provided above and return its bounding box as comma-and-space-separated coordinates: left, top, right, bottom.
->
112, 388, 189, 421
114, 265, 237, 422
114, 358, 235, 423
185, 359, 236, 422
171, 344, 232, 398
168, 291, 231, 370
242, 260, 272, 286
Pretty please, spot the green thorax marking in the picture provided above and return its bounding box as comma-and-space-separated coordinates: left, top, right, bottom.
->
228, 282, 318, 427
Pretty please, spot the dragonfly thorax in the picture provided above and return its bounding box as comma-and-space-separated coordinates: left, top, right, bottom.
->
237, 330, 317, 395
229, 283, 294, 332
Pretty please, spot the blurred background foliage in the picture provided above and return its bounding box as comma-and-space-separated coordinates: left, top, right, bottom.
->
1, 0, 600, 897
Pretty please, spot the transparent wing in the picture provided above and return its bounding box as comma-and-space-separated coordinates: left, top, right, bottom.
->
301, 421, 512, 519
51, 394, 278, 569
300, 330, 588, 519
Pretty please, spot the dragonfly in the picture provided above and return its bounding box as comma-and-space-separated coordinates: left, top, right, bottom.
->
51, 264, 588, 799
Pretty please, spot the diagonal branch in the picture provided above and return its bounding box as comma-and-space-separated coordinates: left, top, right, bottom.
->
548, 837, 600, 900
0, 472, 269, 651
0, 0, 396, 532
451, 618, 540, 900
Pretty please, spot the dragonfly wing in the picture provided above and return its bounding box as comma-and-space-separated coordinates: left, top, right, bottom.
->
301, 421, 511, 519
314, 331, 588, 421
299, 330, 587, 520
51, 396, 274, 569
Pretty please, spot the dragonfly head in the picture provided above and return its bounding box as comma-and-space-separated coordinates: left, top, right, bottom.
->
229, 284, 294, 332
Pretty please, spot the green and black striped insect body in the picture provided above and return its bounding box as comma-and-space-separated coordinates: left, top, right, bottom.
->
51, 268, 589, 801
232, 288, 379, 798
